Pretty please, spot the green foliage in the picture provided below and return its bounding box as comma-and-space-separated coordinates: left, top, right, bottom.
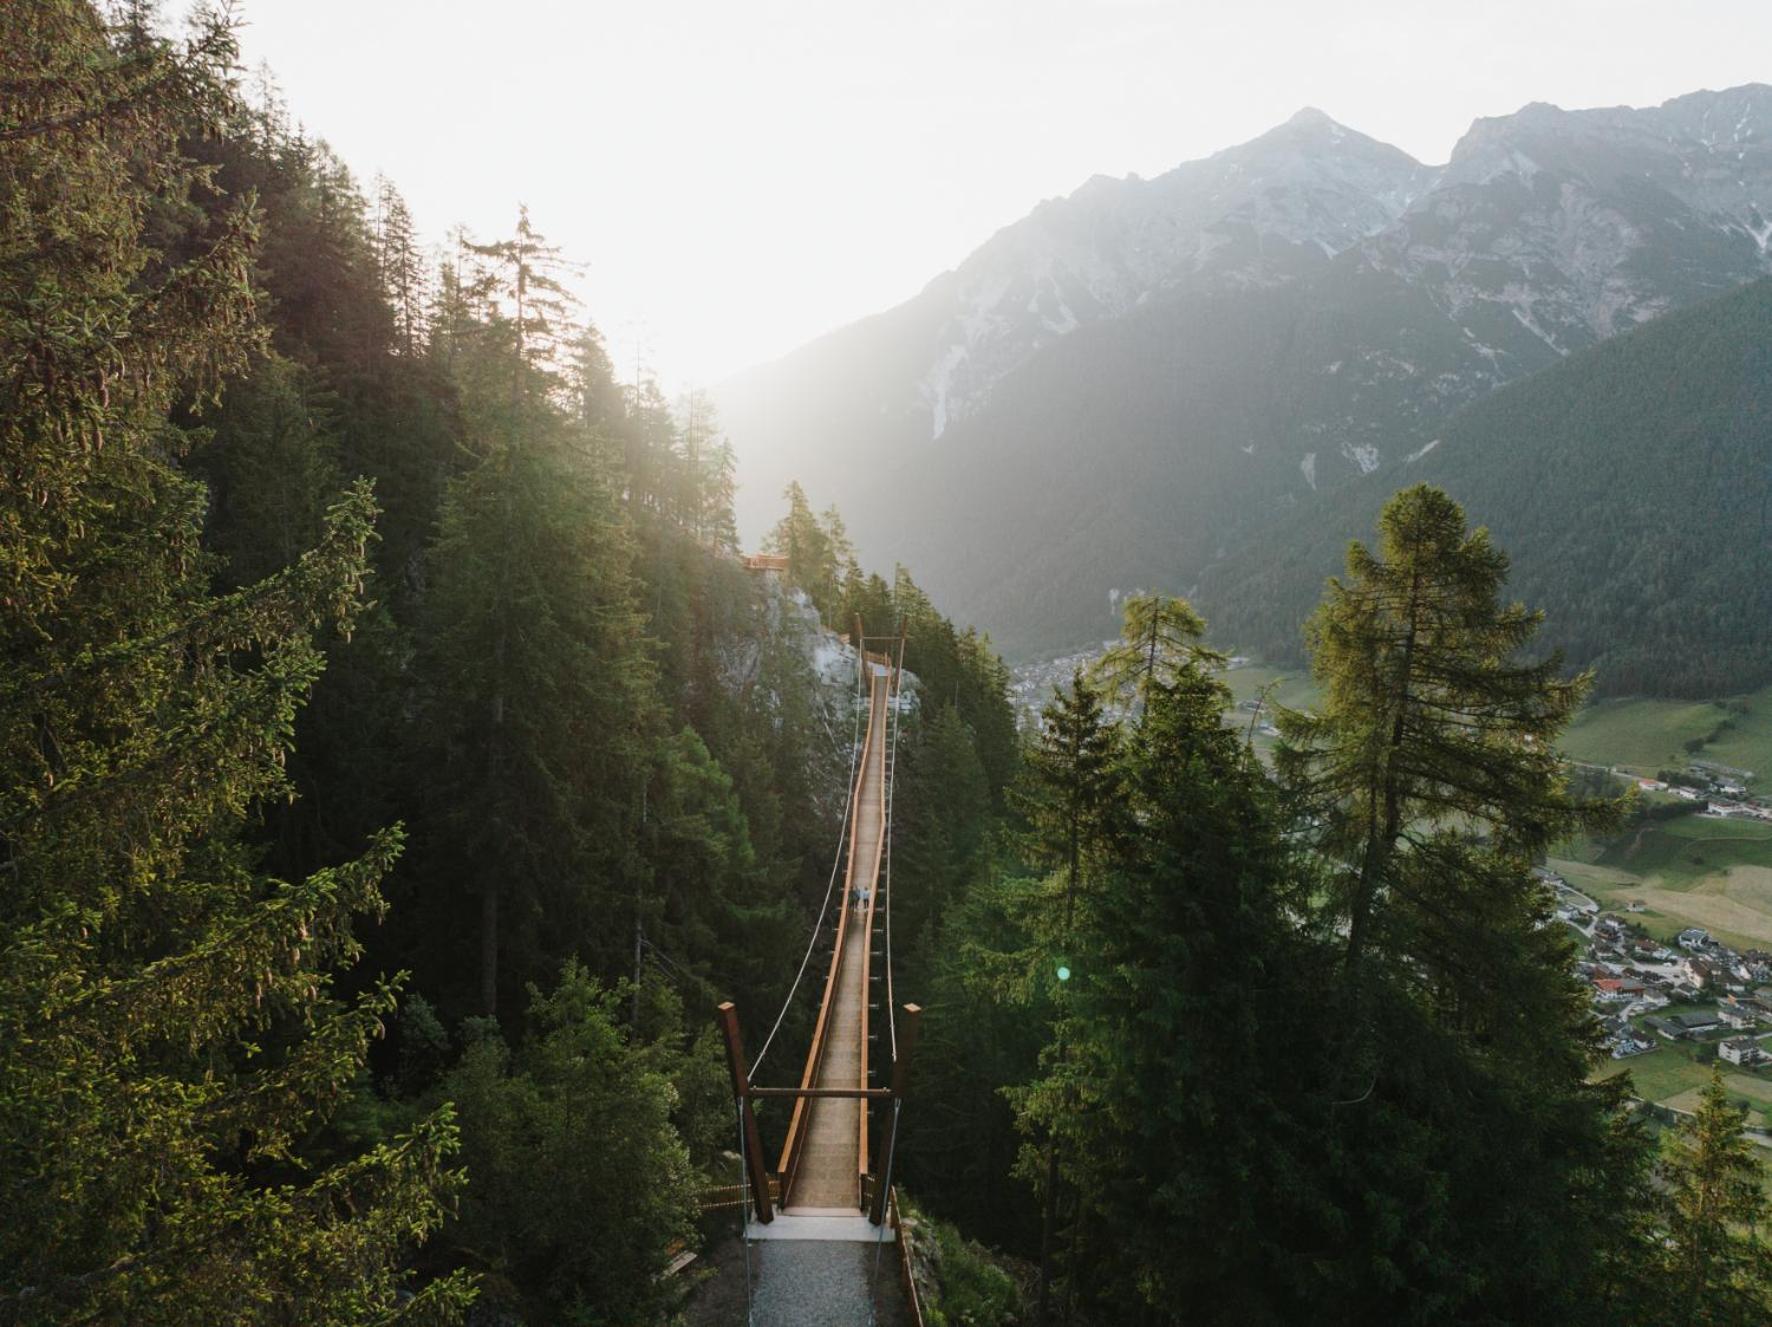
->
1208, 277, 1772, 698
407, 397, 651, 1015
1007, 654, 1313, 1323
764, 480, 852, 620
436, 963, 697, 1326
1657, 1069, 1772, 1323
1092, 592, 1223, 703
924, 1213, 1023, 1327
899, 873, 1047, 1250
1013, 669, 1123, 929
0, 5, 469, 1320
1276, 484, 1615, 973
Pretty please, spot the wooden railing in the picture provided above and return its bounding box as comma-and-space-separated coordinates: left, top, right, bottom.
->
856, 672, 889, 1194
776, 669, 888, 1205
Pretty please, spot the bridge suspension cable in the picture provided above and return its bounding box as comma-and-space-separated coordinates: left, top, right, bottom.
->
748, 639, 868, 1080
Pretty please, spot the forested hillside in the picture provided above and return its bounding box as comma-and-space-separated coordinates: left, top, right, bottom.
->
720, 85, 1772, 668
0, 6, 1014, 1322
1203, 276, 1772, 696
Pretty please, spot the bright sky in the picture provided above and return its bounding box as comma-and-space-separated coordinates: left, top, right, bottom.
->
204, 0, 1772, 392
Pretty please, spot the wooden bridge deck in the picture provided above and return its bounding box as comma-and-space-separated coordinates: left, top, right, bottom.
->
782, 666, 892, 1212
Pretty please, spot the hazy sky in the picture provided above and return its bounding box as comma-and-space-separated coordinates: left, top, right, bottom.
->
206, 0, 1772, 391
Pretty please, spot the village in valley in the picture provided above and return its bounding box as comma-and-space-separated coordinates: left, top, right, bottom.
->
1562, 875, 1772, 1067
1546, 748, 1772, 1126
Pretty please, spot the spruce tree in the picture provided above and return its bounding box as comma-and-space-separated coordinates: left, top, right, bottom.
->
408, 213, 654, 1017
1017, 669, 1122, 929
1008, 656, 1298, 1324
765, 481, 841, 619
0, 5, 469, 1320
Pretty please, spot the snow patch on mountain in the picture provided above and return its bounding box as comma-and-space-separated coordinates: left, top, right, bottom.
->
924, 342, 969, 439
1342, 442, 1382, 474
1300, 452, 1317, 490
906, 107, 1440, 433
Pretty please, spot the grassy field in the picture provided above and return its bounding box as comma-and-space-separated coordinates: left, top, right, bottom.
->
1550, 686, 1772, 948
1560, 685, 1772, 785
1551, 818, 1772, 951
1222, 663, 1319, 713
1595, 1027, 1772, 1127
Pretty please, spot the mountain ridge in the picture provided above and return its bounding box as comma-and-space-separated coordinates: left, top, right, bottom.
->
720, 83, 1772, 677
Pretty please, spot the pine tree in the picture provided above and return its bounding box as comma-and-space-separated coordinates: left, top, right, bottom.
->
1012, 668, 1124, 1323
462, 205, 579, 404
0, 5, 470, 1320
194, 352, 343, 587
412, 424, 653, 1016
436, 963, 697, 1325
674, 388, 738, 551
373, 175, 427, 354
1008, 659, 1298, 1324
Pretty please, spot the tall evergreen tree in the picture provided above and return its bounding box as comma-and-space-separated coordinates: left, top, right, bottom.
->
1016, 669, 1122, 929
765, 481, 842, 618
0, 5, 469, 1320
1661, 1069, 1772, 1324
1008, 655, 1300, 1324
1275, 484, 1611, 976
1093, 592, 1223, 703
435, 964, 697, 1325
410, 400, 652, 1017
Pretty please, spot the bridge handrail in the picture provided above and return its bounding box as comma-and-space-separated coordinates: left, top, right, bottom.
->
778, 665, 889, 1202
856, 672, 887, 1186
748, 638, 867, 1080
859, 649, 905, 1187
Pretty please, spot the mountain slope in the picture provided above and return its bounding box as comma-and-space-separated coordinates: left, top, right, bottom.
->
721, 107, 1439, 543
720, 85, 1772, 665
1200, 276, 1772, 697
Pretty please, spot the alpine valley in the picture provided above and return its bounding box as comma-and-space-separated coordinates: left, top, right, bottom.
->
719, 84, 1772, 689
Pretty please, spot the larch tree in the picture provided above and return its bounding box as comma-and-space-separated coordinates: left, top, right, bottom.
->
1270, 484, 1641, 1324
0, 4, 471, 1321
1661, 1069, 1772, 1324
1275, 484, 1612, 977
1092, 592, 1224, 704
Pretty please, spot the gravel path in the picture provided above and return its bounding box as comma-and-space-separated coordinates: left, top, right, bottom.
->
683, 1232, 912, 1326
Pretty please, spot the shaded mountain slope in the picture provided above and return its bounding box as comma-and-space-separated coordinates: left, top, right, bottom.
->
1200, 277, 1772, 697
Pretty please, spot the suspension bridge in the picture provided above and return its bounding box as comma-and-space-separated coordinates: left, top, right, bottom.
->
712, 625, 924, 1325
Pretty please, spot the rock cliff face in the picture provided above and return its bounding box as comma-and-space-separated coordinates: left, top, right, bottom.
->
717, 86, 1772, 658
